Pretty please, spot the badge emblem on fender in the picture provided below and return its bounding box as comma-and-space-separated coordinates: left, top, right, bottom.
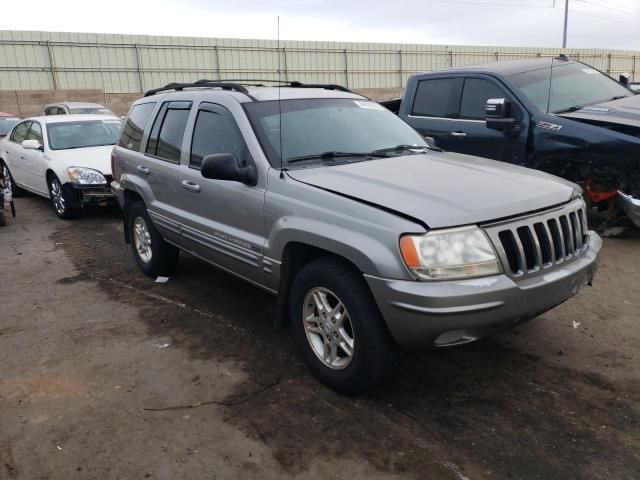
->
536, 121, 563, 132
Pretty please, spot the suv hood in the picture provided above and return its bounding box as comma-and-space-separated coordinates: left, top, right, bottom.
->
50, 145, 114, 175
556, 94, 640, 129
287, 152, 576, 228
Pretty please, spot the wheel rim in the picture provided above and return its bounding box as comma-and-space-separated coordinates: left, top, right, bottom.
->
133, 216, 153, 263
49, 178, 66, 215
2, 164, 12, 194
302, 287, 355, 370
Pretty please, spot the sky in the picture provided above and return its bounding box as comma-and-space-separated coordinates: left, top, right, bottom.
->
0, 0, 639, 50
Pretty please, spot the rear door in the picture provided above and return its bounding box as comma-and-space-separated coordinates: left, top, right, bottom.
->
404, 77, 463, 151
5, 121, 31, 188
450, 76, 529, 164
177, 101, 266, 286
141, 100, 192, 246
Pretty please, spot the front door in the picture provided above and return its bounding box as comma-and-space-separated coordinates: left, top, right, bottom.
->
178, 102, 266, 286
21, 121, 48, 195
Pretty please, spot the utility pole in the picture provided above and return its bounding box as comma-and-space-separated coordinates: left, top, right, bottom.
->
562, 0, 569, 48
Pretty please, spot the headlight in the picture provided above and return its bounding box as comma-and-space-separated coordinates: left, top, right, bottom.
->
399, 226, 502, 281
66, 167, 107, 185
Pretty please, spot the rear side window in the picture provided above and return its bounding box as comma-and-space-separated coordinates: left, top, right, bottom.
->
119, 102, 156, 151
146, 101, 191, 163
190, 106, 248, 169
460, 78, 509, 120
10, 121, 31, 143
412, 78, 460, 118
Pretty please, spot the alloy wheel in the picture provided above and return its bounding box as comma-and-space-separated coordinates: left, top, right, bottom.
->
133, 216, 153, 263
49, 178, 66, 215
302, 287, 355, 370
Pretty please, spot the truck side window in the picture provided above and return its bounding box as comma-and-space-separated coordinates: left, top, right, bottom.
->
189, 105, 248, 170
460, 78, 509, 121
146, 102, 191, 163
411, 79, 459, 118
119, 102, 157, 152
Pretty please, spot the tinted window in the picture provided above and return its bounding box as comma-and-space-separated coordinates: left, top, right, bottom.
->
412, 79, 458, 118
146, 106, 190, 162
119, 102, 156, 151
11, 121, 30, 143
190, 108, 247, 169
460, 78, 508, 120
27, 122, 43, 143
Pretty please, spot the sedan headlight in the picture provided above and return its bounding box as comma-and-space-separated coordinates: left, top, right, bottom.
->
399, 226, 502, 281
66, 167, 107, 185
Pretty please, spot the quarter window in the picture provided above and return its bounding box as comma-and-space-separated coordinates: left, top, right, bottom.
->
412, 78, 460, 118
460, 78, 509, 120
119, 102, 157, 151
146, 102, 191, 163
11, 121, 31, 143
190, 107, 248, 169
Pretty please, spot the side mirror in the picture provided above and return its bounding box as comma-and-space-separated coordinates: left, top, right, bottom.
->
485, 98, 516, 131
22, 139, 42, 150
201, 153, 256, 185
619, 73, 631, 87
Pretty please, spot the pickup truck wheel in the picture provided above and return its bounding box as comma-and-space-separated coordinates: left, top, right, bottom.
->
48, 175, 82, 219
128, 202, 179, 277
1, 161, 24, 197
290, 257, 398, 395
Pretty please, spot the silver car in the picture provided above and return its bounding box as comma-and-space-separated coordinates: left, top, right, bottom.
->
43, 102, 116, 117
111, 81, 601, 394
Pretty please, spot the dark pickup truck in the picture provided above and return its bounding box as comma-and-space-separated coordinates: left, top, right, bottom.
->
384, 57, 640, 228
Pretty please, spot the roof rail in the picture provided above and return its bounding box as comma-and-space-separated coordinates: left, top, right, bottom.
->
144, 81, 258, 100
195, 79, 354, 93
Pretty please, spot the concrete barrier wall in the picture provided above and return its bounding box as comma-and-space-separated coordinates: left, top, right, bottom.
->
0, 88, 404, 118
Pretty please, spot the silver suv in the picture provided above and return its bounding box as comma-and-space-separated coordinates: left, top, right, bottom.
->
111, 80, 601, 394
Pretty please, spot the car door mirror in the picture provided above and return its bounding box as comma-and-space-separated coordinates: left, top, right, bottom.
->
22, 139, 42, 151
200, 153, 256, 185
619, 73, 631, 87
485, 98, 516, 131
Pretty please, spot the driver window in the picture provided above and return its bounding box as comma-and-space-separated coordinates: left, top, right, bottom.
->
27, 122, 43, 143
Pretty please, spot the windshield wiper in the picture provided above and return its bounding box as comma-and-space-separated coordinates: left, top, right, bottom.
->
287, 151, 389, 164
372, 144, 438, 154
555, 105, 584, 114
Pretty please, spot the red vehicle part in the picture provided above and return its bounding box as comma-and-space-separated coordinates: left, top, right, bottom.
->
584, 177, 619, 204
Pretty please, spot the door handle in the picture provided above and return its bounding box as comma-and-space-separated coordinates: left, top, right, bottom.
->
450, 131, 467, 137
136, 165, 150, 175
181, 180, 201, 193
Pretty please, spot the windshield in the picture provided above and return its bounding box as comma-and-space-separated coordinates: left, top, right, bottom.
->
510, 61, 633, 114
69, 107, 116, 116
47, 119, 122, 150
0, 117, 19, 136
244, 98, 428, 167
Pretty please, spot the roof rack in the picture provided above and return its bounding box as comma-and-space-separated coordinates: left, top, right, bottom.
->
143, 79, 355, 99
144, 81, 258, 99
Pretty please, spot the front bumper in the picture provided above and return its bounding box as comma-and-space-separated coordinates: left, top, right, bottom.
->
366, 232, 602, 350
618, 191, 640, 229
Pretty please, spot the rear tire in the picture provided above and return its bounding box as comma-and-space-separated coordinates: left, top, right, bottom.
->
48, 175, 82, 219
1, 161, 24, 197
128, 201, 179, 277
289, 257, 399, 395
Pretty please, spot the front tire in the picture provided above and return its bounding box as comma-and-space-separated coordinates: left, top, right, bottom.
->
128, 201, 179, 277
48, 175, 82, 219
290, 257, 398, 395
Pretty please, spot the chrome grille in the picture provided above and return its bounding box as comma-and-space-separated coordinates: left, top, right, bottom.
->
483, 199, 590, 278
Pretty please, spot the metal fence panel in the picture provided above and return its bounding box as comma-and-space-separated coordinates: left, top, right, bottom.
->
0, 30, 638, 93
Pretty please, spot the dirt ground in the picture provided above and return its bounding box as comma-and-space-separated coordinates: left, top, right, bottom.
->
1, 196, 639, 480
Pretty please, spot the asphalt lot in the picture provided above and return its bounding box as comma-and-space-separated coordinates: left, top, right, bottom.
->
1, 195, 639, 480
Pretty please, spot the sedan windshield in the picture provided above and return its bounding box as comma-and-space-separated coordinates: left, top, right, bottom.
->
69, 107, 116, 116
244, 98, 428, 168
0, 117, 19, 136
510, 61, 633, 114
47, 119, 122, 150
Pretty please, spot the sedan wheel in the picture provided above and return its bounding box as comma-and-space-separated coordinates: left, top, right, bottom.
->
47, 175, 81, 219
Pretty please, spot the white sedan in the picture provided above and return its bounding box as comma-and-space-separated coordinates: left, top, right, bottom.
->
0, 114, 121, 219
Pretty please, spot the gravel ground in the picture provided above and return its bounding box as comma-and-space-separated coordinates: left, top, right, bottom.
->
1, 196, 639, 480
